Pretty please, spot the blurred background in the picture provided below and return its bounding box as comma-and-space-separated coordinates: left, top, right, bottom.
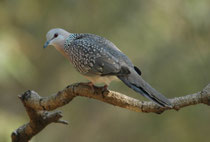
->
0, 0, 210, 141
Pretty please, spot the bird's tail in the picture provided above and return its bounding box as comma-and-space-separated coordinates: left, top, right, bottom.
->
118, 71, 172, 108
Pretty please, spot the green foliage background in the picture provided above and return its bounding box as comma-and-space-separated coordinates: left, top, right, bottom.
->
0, 0, 210, 142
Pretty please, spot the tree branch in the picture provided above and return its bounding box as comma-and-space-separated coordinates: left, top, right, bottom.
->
11, 83, 210, 142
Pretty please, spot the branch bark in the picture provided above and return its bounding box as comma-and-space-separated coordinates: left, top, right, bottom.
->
11, 83, 210, 142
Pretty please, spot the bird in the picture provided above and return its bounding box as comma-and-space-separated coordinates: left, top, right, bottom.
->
43, 28, 172, 108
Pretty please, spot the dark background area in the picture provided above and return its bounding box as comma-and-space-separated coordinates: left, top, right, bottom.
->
0, 0, 210, 142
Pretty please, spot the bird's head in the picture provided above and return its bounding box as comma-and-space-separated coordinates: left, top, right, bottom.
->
43, 28, 70, 49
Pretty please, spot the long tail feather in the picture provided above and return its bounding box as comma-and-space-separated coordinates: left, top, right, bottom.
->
118, 71, 172, 108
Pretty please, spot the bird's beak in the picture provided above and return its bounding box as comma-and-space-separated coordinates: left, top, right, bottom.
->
43, 40, 51, 48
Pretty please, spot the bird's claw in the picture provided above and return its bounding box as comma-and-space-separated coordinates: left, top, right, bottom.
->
100, 85, 108, 98
87, 82, 95, 90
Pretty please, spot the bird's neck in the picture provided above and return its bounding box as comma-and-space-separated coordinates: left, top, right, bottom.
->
55, 45, 67, 58
54, 32, 71, 58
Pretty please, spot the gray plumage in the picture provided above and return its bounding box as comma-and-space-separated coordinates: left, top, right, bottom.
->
44, 28, 172, 108
64, 33, 131, 74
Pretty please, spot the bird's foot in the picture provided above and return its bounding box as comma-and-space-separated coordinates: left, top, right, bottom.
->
103, 85, 108, 90
87, 83, 108, 96
100, 85, 108, 98
86, 82, 95, 90
83, 82, 108, 91
80, 82, 108, 97
79, 82, 95, 90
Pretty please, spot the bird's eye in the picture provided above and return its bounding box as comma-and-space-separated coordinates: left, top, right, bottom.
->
54, 33, 58, 38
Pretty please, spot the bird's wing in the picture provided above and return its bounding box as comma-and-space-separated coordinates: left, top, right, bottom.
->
69, 33, 131, 76
90, 56, 131, 76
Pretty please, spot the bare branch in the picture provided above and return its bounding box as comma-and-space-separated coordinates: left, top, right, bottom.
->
11, 83, 210, 142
